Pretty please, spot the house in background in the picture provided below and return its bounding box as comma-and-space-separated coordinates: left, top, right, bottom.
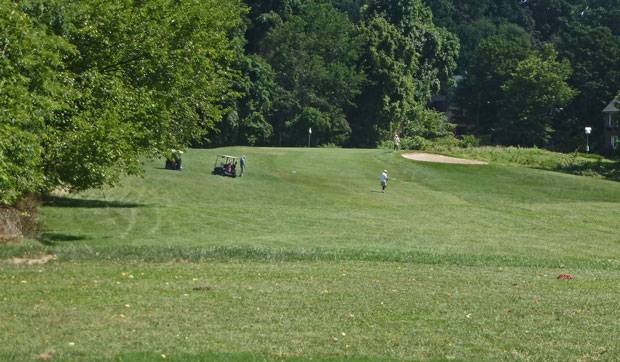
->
602, 98, 619, 153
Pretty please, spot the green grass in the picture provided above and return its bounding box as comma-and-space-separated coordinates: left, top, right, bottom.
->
2, 261, 618, 361
2, 147, 620, 360
33, 148, 620, 263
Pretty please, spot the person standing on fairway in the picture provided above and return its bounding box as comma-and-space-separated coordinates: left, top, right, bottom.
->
240, 155, 246, 177
380, 170, 388, 192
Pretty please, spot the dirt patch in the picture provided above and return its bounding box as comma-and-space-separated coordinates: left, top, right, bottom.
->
8, 254, 57, 265
402, 152, 488, 165
35, 350, 55, 360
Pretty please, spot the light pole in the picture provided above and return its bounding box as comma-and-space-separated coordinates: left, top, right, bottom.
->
584, 126, 592, 152
308, 127, 312, 147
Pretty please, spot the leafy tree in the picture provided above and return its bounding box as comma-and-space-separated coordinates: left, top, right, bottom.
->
554, 23, 620, 150
455, 30, 533, 137
0, 1, 70, 204
212, 55, 275, 146
498, 46, 577, 146
244, 0, 303, 53
584, 0, 620, 36
1, 0, 245, 203
330, 0, 366, 21
351, 0, 459, 146
522, 0, 575, 40
426, 0, 533, 72
259, 2, 363, 146
352, 17, 417, 145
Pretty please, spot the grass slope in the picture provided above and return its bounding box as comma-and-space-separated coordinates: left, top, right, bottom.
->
2, 147, 620, 360
36, 147, 620, 266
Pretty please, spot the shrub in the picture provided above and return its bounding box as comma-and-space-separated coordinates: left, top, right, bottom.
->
400, 136, 432, 150
460, 135, 480, 148
378, 140, 396, 149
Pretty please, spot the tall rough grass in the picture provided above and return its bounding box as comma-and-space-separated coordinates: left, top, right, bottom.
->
383, 138, 619, 181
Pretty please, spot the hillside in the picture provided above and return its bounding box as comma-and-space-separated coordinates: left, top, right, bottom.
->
3, 147, 620, 360
39, 147, 620, 266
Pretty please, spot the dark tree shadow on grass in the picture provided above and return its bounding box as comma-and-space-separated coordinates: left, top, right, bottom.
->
38, 232, 88, 245
43, 195, 143, 208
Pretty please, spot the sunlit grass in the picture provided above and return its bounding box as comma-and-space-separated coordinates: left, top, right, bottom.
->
2, 147, 619, 360
32, 147, 620, 265
2, 261, 618, 361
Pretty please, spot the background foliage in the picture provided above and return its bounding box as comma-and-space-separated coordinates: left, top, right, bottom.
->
2, 0, 620, 204
1, 0, 244, 204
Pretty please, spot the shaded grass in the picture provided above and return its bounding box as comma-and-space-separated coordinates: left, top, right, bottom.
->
43, 195, 144, 208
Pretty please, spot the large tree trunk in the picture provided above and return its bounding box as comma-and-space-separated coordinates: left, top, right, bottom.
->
0, 207, 22, 242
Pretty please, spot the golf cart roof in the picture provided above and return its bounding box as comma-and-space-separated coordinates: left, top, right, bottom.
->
217, 155, 238, 159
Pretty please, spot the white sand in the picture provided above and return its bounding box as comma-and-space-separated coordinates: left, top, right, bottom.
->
402, 153, 487, 165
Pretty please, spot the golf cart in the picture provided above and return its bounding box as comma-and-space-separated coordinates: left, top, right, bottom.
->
164, 149, 183, 170
212, 155, 238, 177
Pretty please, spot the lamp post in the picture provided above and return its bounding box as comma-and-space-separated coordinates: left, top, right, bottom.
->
308, 127, 312, 147
584, 126, 592, 152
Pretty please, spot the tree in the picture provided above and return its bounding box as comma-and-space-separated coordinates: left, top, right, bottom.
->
455, 29, 533, 137
1, 0, 246, 203
498, 46, 577, 146
0, 1, 70, 204
259, 2, 363, 146
351, 0, 459, 146
212, 55, 276, 146
554, 23, 620, 150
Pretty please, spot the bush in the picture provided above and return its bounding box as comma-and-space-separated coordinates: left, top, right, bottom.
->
319, 143, 339, 148
402, 108, 455, 140
434, 135, 461, 148
400, 136, 432, 150
460, 135, 480, 148
378, 140, 396, 149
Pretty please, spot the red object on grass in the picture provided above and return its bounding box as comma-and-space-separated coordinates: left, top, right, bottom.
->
557, 274, 574, 279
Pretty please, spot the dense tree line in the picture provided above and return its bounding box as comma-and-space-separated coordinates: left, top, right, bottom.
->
2, 0, 619, 205
220, 0, 620, 150
426, 0, 620, 149
213, 0, 458, 147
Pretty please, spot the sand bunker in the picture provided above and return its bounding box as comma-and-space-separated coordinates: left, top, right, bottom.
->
402, 153, 487, 165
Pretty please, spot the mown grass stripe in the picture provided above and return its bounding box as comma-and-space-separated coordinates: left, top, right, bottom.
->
2, 243, 618, 270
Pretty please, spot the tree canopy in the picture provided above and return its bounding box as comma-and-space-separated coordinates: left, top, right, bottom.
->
3, 0, 620, 204
426, 0, 620, 150
1, 0, 245, 204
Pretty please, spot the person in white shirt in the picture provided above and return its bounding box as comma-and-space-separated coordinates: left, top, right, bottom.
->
380, 170, 388, 192
393, 133, 400, 150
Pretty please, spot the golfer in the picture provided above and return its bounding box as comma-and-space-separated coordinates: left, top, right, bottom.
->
394, 133, 400, 150
240, 155, 246, 176
380, 170, 388, 192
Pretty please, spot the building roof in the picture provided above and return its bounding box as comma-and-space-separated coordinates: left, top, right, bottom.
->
603, 98, 619, 113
